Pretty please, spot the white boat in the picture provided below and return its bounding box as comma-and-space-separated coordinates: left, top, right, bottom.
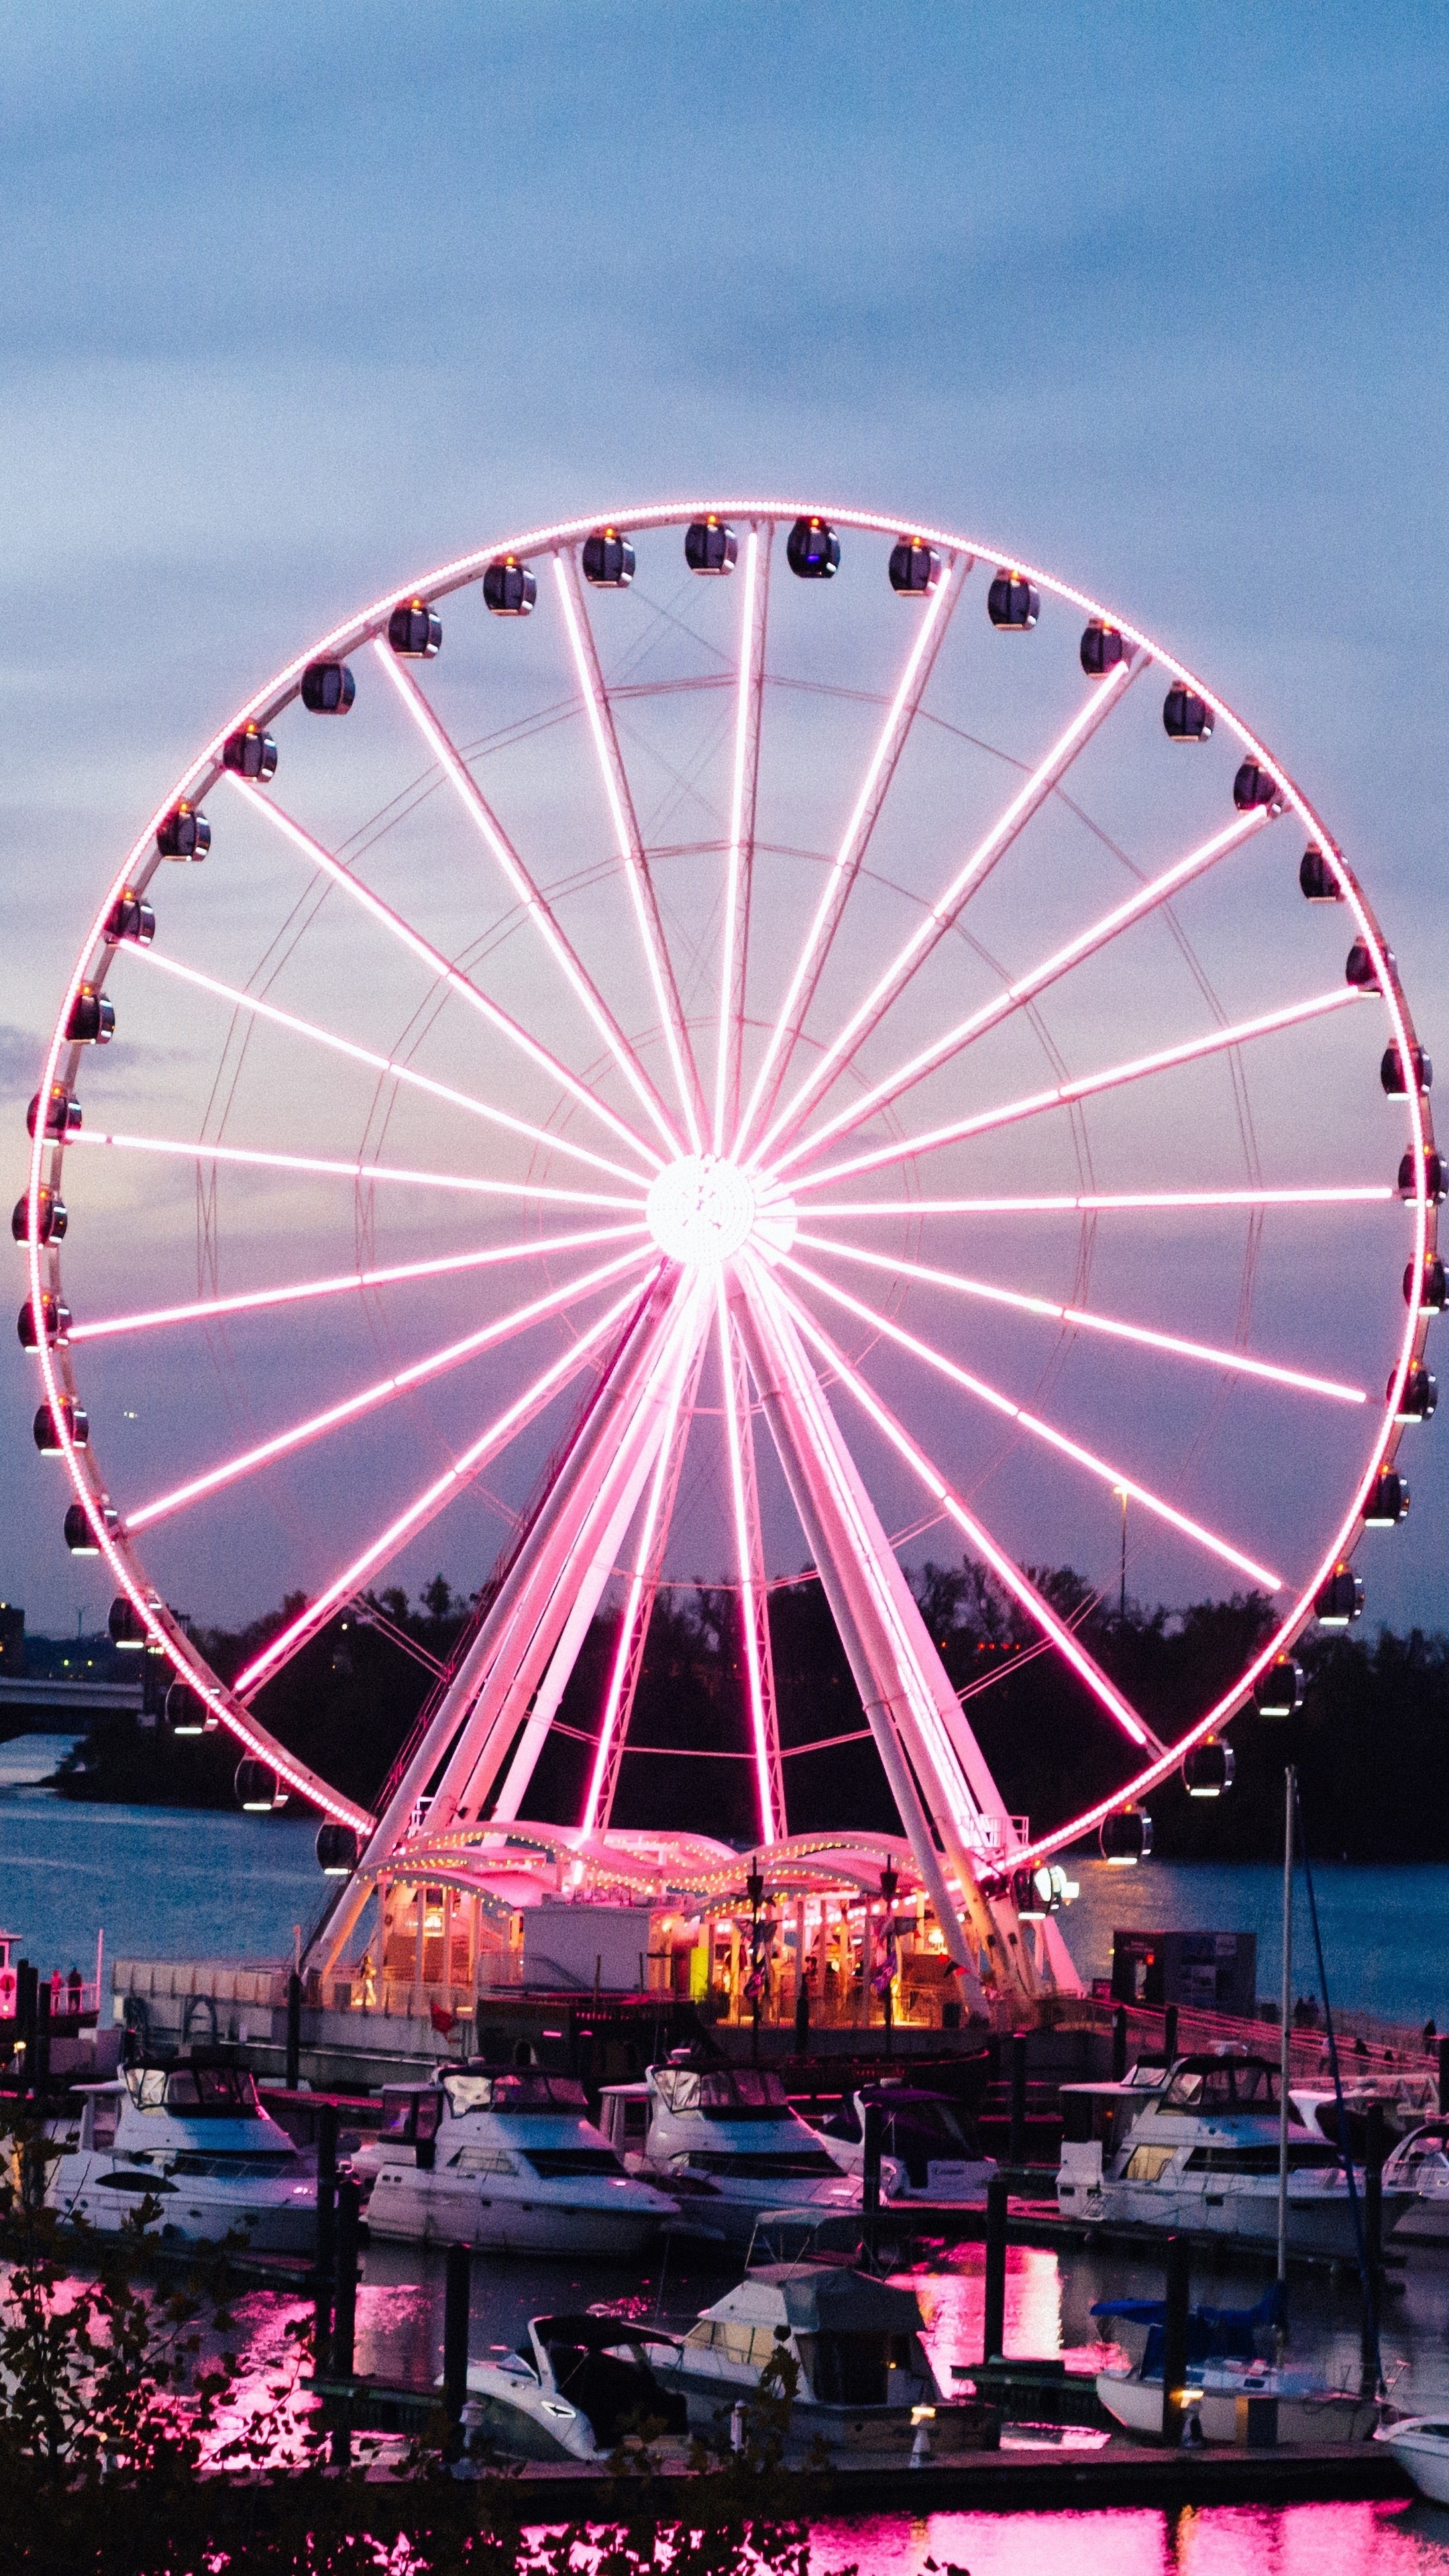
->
364, 2064, 676, 2257
1375, 2415, 1449, 2503
812, 2079, 995, 2202
460, 2311, 692, 2464
630, 2060, 860, 2244
642, 2257, 998, 2460
48, 2053, 317, 2255
1057, 2050, 1414, 2256
347, 2082, 443, 2182
1197, 2359, 1379, 2445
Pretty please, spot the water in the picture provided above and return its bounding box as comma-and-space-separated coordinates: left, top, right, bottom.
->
13, 1743, 1449, 2561
4, 1742, 1448, 2026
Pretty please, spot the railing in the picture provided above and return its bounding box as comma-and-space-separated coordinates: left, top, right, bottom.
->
1046, 1990, 1442, 2089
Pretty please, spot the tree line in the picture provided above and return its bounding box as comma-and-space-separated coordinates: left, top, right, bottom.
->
53, 1561, 1449, 1861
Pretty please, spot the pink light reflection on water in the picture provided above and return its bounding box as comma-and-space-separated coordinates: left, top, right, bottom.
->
800, 2503, 1449, 2576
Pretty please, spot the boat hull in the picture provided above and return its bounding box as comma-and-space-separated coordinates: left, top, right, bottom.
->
648, 2357, 997, 2457
366, 2170, 665, 2258
1377, 2420, 1449, 2504
1062, 2182, 1415, 2258
50, 2155, 317, 2256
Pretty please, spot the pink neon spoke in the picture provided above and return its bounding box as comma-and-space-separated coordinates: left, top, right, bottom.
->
68, 1128, 642, 1211
792, 985, 1364, 1193
371, 645, 678, 1163
132, 944, 651, 1190
713, 529, 761, 1155
780, 1248, 1285, 1593
127, 1244, 653, 1533
553, 555, 704, 1152
794, 1230, 1365, 1407
753, 658, 1142, 1165
233, 1275, 653, 1699
580, 1309, 701, 1836
716, 1279, 779, 1844
771, 811, 1267, 1175
735, 559, 960, 1159
235, 782, 662, 1175
70, 1222, 648, 1343
805, 1186, 1395, 1216
771, 1273, 1161, 1752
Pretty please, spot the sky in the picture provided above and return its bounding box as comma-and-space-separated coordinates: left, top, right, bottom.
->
3, 1, 1449, 1659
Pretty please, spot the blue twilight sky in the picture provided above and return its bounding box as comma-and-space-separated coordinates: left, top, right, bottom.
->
3, 2, 1449, 1643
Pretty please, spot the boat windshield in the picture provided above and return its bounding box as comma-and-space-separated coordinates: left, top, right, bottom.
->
441, 2071, 588, 2118
654, 2067, 789, 2117
1162, 2060, 1280, 2114
127, 2065, 261, 2118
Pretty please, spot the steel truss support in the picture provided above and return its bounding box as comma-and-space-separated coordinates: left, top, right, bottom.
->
311, 1267, 684, 1974
590, 1334, 710, 1835
732, 1261, 1038, 2022
721, 1293, 786, 1844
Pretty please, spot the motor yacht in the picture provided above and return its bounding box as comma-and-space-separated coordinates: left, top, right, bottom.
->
460, 2312, 690, 2464
1056, 2051, 1415, 2255
812, 2080, 995, 2202
48, 2052, 316, 2255
1375, 2415, 1449, 2504
364, 2064, 676, 2257
631, 2060, 860, 2245
642, 2258, 998, 2460
347, 2082, 443, 2183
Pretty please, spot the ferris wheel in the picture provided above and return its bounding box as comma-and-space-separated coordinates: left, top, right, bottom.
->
17, 498, 1436, 2021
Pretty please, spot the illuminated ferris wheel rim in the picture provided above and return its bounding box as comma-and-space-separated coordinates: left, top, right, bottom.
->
21, 496, 1436, 1913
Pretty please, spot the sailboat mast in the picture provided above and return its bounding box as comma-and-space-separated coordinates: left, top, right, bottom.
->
1277, 1762, 1295, 2286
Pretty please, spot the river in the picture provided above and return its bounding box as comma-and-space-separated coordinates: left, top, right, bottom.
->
10, 1737, 1449, 2561
3, 1735, 1447, 2026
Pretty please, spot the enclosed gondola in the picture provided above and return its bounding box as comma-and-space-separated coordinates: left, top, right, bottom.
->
17, 1295, 70, 1349
987, 569, 1038, 629
300, 661, 356, 715
1163, 682, 1212, 741
786, 517, 840, 579
166, 1682, 213, 1737
1399, 1148, 1446, 1203
103, 890, 155, 947
1181, 1736, 1234, 1797
1391, 1366, 1438, 1421
1254, 1655, 1304, 1718
1299, 846, 1342, 901
1382, 1044, 1432, 1097
888, 536, 941, 595
27, 1085, 81, 1140
1347, 937, 1394, 990
235, 1758, 288, 1813
317, 1823, 361, 1876
66, 987, 114, 1045
1232, 761, 1285, 814
1406, 1256, 1448, 1311
1100, 1807, 1152, 1864
482, 555, 536, 615
11, 1187, 66, 1244
1314, 1563, 1364, 1627
387, 598, 441, 657
582, 528, 635, 587
1080, 619, 1128, 675
64, 1497, 117, 1552
33, 1399, 87, 1453
221, 725, 278, 782
108, 1595, 148, 1650
156, 802, 211, 860
1364, 1469, 1409, 1526
684, 517, 738, 575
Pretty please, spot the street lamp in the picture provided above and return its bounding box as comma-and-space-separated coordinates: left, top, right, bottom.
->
745, 1860, 765, 2065
879, 1863, 900, 2057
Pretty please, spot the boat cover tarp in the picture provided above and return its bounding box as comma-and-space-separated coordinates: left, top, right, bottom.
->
753, 2264, 923, 2334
